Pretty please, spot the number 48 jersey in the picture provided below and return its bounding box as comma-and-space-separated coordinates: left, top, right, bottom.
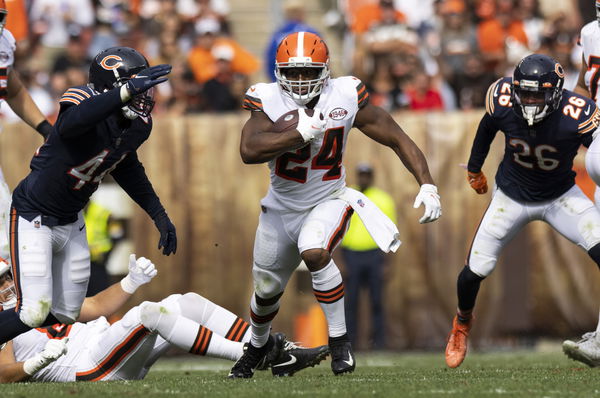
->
469, 76, 600, 202
243, 76, 369, 211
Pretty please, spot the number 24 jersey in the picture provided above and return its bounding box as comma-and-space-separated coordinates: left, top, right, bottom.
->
243, 76, 369, 212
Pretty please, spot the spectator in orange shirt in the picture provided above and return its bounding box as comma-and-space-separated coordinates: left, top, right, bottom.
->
477, 0, 529, 73
351, 0, 406, 34
187, 17, 259, 84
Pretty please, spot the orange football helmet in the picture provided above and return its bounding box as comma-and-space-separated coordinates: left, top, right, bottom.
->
0, 0, 6, 35
275, 31, 330, 105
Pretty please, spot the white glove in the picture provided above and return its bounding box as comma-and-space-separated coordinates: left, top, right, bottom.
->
296, 108, 326, 142
23, 338, 68, 375
413, 184, 442, 224
120, 254, 158, 294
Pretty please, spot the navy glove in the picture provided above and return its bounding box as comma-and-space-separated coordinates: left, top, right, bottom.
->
125, 64, 172, 97
153, 213, 177, 256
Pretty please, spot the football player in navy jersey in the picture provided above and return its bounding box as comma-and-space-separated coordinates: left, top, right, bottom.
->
444, 54, 600, 368
0, 47, 177, 345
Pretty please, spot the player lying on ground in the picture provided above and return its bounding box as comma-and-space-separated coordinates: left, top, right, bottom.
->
445, 53, 600, 368
0, 256, 329, 382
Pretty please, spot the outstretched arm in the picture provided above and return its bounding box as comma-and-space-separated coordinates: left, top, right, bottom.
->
354, 103, 441, 223
78, 255, 157, 322
354, 102, 434, 185
5, 70, 52, 139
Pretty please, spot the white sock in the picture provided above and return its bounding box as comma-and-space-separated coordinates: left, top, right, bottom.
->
312, 260, 347, 337
167, 315, 243, 361
177, 293, 250, 342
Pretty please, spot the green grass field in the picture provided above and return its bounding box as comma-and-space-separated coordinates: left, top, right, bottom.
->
3, 350, 600, 398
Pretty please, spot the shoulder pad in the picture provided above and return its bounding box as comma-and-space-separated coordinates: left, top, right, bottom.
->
243, 83, 273, 111
59, 85, 95, 107
561, 91, 600, 135
336, 76, 369, 109
485, 77, 513, 116
1, 29, 16, 51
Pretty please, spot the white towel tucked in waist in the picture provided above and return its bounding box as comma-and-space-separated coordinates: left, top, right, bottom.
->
337, 187, 401, 253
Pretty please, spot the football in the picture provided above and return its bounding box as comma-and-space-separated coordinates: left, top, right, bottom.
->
271, 109, 318, 133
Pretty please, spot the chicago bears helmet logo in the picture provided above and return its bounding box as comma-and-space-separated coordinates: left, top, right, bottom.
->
100, 55, 123, 71
555, 63, 565, 78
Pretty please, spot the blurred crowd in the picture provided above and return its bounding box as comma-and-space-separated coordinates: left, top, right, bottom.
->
0, 0, 595, 121
333, 0, 593, 111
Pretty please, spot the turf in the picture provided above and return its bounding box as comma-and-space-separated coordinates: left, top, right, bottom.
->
3, 350, 600, 398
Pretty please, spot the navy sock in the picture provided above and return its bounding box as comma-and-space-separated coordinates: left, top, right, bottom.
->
0, 310, 31, 344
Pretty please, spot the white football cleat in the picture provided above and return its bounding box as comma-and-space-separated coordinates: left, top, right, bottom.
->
563, 332, 600, 367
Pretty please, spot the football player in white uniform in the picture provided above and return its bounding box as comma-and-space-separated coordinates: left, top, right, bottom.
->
231, 31, 441, 378
0, 256, 329, 382
562, 0, 600, 367
0, 0, 54, 261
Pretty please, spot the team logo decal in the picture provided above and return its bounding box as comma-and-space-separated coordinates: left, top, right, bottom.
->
329, 107, 348, 120
100, 55, 123, 71
0, 51, 9, 63
555, 63, 565, 78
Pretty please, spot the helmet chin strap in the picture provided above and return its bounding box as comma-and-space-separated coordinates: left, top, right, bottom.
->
521, 104, 548, 126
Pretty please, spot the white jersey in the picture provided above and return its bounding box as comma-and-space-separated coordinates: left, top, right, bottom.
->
0, 28, 15, 102
580, 21, 600, 105
12, 318, 111, 382
243, 76, 369, 212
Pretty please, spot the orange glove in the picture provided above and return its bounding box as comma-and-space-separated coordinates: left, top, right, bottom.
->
467, 171, 488, 194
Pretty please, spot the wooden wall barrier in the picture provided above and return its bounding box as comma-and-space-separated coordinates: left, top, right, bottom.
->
1, 110, 598, 349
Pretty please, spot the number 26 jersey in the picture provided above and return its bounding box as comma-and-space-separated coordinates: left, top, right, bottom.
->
243, 76, 369, 212
470, 76, 599, 202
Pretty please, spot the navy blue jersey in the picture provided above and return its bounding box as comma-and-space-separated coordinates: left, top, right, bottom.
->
467, 77, 599, 202
12, 85, 165, 223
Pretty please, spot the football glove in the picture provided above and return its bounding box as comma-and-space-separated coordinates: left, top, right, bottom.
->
154, 212, 177, 256
296, 108, 326, 142
23, 338, 68, 375
122, 64, 172, 100
413, 184, 442, 224
120, 254, 158, 294
467, 171, 488, 194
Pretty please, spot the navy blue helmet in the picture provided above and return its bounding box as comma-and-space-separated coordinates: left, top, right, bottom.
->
511, 54, 565, 126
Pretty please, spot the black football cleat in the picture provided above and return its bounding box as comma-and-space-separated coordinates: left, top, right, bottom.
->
228, 335, 274, 379
329, 335, 355, 375
269, 332, 330, 377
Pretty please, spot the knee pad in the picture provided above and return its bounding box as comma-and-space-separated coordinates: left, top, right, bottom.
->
178, 292, 213, 322
252, 267, 285, 299
139, 301, 178, 333
19, 299, 52, 328
588, 243, 600, 268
